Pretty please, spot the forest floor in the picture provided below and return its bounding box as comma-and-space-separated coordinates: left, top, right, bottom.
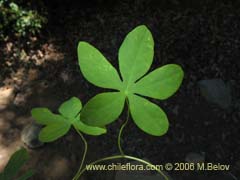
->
0, 0, 240, 179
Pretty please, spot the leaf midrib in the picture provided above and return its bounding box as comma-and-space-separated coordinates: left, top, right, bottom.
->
123, 29, 148, 92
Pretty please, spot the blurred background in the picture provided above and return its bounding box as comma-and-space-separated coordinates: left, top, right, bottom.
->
0, 0, 240, 179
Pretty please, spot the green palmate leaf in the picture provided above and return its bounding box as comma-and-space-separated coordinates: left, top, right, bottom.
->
128, 94, 169, 136
119, 25, 154, 84
39, 122, 71, 142
77, 25, 184, 136
81, 92, 125, 126
78, 42, 122, 90
17, 170, 35, 180
32, 108, 71, 142
59, 97, 82, 118
134, 64, 184, 100
2, 148, 29, 180
32, 96, 107, 143
31, 108, 64, 125
73, 120, 106, 136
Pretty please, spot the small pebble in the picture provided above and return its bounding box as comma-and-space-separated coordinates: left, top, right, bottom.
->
21, 123, 44, 149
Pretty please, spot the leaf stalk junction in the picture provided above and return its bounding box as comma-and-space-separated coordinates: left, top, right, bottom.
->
72, 101, 169, 180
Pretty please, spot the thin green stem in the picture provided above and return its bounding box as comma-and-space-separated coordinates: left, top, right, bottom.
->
77, 155, 169, 180
73, 100, 168, 180
72, 127, 88, 180
117, 99, 130, 155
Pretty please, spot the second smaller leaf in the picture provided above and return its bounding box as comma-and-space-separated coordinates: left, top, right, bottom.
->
58, 97, 82, 119
73, 119, 106, 136
39, 122, 71, 142
32, 96, 106, 143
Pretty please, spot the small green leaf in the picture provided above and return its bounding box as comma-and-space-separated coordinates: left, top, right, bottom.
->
39, 122, 71, 142
78, 42, 122, 90
134, 64, 184, 100
119, 25, 154, 84
58, 97, 82, 118
81, 92, 125, 126
73, 120, 106, 136
31, 108, 65, 125
128, 95, 169, 136
3, 148, 29, 180
17, 170, 34, 180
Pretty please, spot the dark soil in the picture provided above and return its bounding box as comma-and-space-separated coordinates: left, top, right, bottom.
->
0, 0, 240, 180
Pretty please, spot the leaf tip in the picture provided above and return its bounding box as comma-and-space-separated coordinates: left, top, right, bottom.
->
30, 107, 40, 119
78, 41, 89, 50
137, 24, 149, 30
